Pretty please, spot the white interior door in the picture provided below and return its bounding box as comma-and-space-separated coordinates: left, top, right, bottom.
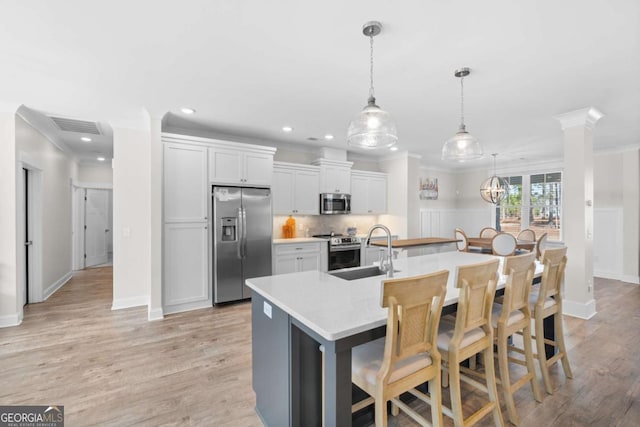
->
85, 189, 109, 267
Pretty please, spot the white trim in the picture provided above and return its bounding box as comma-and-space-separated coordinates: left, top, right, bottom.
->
596, 273, 640, 285
163, 300, 212, 315
148, 307, 164, 321
554, 107, 604, 131
111, 296, 148, 310
43, 271, 72, 300
72, 180, 113, 190
562, 298, 597, 319
621, 275, 640, 285
0, 312, 23, 328
162, 132, 277, 155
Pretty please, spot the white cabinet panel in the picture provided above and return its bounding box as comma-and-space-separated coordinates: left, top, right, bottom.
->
273, 163, 320, 215
164, 143, 208, 222
209, 148, 273, 186
163, 223, 209, 307
312, 159, 353, 194
273, 242, 323, 274
350, 171, 387, 215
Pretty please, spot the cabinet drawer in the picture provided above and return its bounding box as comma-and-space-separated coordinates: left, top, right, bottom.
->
275, 242, 322, 255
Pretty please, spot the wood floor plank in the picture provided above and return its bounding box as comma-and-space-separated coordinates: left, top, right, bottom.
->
1, 268, 638, 426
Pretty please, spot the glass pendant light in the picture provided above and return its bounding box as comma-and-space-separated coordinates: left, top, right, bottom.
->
480, 153, 510, 204
347, 21, 398, 150
441, 67, 483, 161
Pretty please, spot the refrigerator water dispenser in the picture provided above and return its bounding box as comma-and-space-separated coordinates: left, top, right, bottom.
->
221, 217, 237, 241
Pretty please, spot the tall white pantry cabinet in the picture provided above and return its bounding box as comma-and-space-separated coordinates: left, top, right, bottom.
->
162, 133, 275, 314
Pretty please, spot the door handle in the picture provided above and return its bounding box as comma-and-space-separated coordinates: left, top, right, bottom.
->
24, 241, 33, 246
242, 207, 248, 258
237, 207, 243, 260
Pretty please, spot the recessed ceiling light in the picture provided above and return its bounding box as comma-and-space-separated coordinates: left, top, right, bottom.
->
324, 134, 334, 140
81, 137, 92, 142
97, 157, 105, 162
282, 126, 293, 133
180, 107, 196, 114
389, 146, 399, 151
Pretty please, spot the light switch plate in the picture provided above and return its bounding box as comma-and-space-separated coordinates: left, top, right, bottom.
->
263, 301, 272, 319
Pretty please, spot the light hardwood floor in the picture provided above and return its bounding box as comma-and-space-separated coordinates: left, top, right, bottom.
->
1, 268, 638, 426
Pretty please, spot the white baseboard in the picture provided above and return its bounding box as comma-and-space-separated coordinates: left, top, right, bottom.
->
163, 300, 212, 315
0, 311, 23, 328
563, 298, 597, 319
594, 271, 640, 285
44, 271, 73, 300
148, 307, 164, 321
111, 295, 148, 310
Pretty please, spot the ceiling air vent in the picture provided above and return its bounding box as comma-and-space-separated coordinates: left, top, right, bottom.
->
49, 116, 102, 135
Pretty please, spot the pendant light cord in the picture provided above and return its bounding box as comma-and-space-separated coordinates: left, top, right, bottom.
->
369, 31, 375, 100
460, 76, 465, 128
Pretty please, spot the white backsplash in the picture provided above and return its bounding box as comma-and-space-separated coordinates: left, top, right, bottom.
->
273, 215, 380, 238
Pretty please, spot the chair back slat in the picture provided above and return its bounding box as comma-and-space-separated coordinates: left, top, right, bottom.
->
538, 246, 567, 301
480, 227, 498, 238
454, 228, 469, 252
453, 259, 500, 337
536, 232, 549, 260
517, 228, 536, 241
380, 270, 449, 372
501, 252, 536, 315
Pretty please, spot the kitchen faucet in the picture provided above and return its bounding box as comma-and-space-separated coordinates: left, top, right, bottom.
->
365, 224, 394, 278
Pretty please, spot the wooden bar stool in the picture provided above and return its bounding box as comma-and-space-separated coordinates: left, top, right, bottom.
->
351, 270, 449, 427
493, 252, 543, 425
529, 246, 573, 394
437, 259, 504, 427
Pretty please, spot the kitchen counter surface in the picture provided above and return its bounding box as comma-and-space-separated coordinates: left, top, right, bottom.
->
371, 237, 459, 248
246, 251, 543, 341
272, 237, 329, 244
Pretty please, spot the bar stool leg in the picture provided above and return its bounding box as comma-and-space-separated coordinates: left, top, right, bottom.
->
554, 312, 573, 379
522, 324, 543, 402
483, 346, 505, 427
535, 314, 554, 394
497, 327, 519, 425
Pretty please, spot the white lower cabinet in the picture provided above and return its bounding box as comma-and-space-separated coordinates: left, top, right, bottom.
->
273, 242, 327, 274
163, 223, 210, 314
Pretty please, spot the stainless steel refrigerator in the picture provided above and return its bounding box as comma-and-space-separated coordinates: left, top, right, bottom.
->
213, 186, 272, 303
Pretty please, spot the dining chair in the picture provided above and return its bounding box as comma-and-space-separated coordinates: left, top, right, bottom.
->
454, 228, 469, 252
529, 246, 572, 394
517, 228, 536, 242
492, 252, 543, 424
535, 232, 548, 260
351, 270, 449, 427
437, 259, 504, 427
479, 227, 498, 238
491, 232, 517, 256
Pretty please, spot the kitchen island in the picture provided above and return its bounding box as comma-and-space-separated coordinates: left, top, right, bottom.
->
246, 251, 544, 427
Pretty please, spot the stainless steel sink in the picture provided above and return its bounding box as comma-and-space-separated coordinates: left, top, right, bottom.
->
329, 265, 400, 281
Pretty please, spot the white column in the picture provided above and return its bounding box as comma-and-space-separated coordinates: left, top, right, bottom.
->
148, 112, 163, 320
0, 105, 20, 327
111, 116, 153, 310
555, 107, 603, 319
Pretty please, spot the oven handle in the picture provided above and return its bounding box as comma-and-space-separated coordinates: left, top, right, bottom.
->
329, 246, 361, 252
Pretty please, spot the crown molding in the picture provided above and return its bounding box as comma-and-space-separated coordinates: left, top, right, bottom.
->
554, 107, 604, 131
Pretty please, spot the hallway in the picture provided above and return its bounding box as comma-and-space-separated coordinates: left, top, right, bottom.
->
1, 267, 639, 426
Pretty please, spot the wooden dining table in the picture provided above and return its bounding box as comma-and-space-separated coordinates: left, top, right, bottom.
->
467, 237, 536, 252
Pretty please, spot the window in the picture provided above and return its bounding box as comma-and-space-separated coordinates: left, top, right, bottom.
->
496, 172, 562, 241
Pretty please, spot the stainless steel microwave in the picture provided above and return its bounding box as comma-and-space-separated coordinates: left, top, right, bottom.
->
320, 193, 351, 215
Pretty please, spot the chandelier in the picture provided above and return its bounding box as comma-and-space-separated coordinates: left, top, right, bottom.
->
441, 67, 483, 161
347, 21, 398, 150
480, 154, 510, 204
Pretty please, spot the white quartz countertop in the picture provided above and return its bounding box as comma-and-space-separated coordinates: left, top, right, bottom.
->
246, 251, 543, 342
272, 237, 329, 244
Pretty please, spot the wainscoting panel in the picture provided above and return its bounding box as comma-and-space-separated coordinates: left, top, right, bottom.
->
420, 208, 493, 238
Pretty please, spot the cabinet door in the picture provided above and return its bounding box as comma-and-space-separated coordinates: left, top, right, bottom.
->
274, 254, 299, 275
164, 143, 208, 222
368, 176, 387, 214
272, 168, 295, 214
294, 170, 320, 214
163, 223, 209, 307
209, 148, 243, 184
244, 152, 273, 186
322, 166, 351, 193
350, 174, 369, 214
334, 167, 351, 194
298, 252, 321, 272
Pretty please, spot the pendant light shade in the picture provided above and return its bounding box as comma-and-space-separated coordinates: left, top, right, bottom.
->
442, 68, 483, 162
347, 21, 398, 150
480, 154, 510, 204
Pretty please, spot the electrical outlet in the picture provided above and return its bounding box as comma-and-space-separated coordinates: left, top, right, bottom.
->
263, 301, 272, 319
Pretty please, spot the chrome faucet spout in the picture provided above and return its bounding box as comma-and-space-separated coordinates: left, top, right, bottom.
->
365, 224, 394, 277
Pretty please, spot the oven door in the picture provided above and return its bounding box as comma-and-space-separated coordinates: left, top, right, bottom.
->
328, 246, 361, 271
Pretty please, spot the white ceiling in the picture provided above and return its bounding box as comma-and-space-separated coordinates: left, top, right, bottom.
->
1, 1, 638, 169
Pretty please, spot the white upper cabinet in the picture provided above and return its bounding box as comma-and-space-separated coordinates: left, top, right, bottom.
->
209, 147, 274, 186
272, 162, 320, 215
350, 170, 388, 214
163, 142, 208, 223
312, 159, 353, 194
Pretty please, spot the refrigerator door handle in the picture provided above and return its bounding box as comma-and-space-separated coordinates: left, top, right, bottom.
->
242, 207, 248, 258
237, 207, 243, 260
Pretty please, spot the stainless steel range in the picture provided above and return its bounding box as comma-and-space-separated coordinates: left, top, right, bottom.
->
313, 233, 361, 271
